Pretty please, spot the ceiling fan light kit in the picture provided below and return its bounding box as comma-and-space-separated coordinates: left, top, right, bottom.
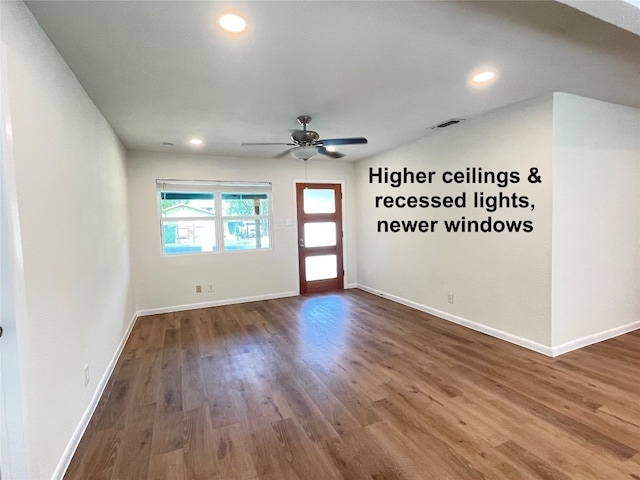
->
291, 146, 320, 161
241, 115, 367, 160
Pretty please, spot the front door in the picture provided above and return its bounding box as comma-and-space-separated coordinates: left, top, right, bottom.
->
296, 183, 344, 294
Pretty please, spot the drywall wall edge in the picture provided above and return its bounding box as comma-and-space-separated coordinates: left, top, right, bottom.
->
357, 284, 554, 357
51, 311, 139, 480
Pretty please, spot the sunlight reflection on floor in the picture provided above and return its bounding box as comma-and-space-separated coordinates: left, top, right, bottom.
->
299, 295, 349, 364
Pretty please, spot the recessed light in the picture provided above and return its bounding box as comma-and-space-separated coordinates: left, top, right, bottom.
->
219, 14, 246, 33
472, 71, 496, 83
325, 146, 336, 152
189, 138, 203, 146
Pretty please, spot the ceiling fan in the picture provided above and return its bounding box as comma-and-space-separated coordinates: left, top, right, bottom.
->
241, 115, 367, 160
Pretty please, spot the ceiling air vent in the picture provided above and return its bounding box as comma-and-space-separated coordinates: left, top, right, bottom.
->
430, 118, 464, 129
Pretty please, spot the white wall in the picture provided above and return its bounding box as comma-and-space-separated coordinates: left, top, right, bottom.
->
1, 2, 136, 478
355, 92, 640, 354
355, 96, 554, 350
551, 93, 640, 350
127, 150, 357, 312
1, 23, 29, 478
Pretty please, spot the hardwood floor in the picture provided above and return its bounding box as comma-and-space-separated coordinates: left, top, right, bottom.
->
64, 289, 640, 479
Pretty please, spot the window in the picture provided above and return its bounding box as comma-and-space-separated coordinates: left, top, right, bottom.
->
157, 180, 272, 255
221, 193, 270, 251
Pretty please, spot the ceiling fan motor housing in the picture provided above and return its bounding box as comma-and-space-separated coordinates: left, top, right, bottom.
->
291, 129, 320, 146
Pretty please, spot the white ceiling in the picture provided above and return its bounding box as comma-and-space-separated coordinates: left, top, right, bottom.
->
25, 1, 640, 162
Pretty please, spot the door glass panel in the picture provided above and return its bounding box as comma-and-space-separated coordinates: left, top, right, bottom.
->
303, 189, 335, 214
304, 222, 336, 247
305, 255, 337, 281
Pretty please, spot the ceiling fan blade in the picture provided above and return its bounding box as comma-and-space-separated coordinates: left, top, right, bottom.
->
318, 147, 345, 159
274, 148, 296, 158
241, 142, 294, 146
319, 137, 368, 146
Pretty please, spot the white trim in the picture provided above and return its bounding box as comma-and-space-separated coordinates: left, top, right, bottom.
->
357, 284, 554, 357
357, 284, 640, 356
551, 320, 640, 357
156, 179, 272, 191
52, 312, 139, 480
136, 290, 298, 317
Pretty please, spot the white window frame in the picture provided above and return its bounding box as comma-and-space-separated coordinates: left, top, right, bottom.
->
157, 179, 273, 255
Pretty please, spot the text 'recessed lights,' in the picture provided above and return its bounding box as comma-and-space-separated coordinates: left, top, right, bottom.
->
219, 14, 246, 33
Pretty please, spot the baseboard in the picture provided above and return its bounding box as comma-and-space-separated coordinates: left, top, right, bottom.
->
551, 320, 640, 356
136, 290, 298, 317
52, 311, 139, 480
356, 284, 554, 357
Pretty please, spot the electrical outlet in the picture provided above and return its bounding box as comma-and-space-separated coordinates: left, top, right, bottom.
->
208, 283, 215, 293
447, 293, 454, 304
83, 364, 90, 386
195, 284, 202, 293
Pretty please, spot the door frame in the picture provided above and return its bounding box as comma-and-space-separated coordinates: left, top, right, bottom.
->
293, 179, 348, 295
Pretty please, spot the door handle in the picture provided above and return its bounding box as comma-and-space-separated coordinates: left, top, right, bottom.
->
299, 238, 305, 247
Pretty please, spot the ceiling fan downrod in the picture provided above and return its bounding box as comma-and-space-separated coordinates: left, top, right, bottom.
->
291, 115, 319, 146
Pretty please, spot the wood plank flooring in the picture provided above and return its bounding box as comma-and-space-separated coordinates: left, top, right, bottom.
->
64, 289, 640, 479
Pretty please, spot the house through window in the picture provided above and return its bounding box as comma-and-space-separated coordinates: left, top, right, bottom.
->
157, 180, 272, 255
